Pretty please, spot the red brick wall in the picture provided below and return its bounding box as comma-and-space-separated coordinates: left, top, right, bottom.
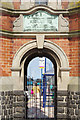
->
69, 13, 80, 31
0, 37, 13, 76
0, 16, 13, 31
0, 37, 80, 77
0, 37, 32, 76
69, 37, 80, 76
0, 5, 80, 77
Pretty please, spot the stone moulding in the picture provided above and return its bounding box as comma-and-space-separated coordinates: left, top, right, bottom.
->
60, 67, 71, 71
0, 5, 69, 16
0, 5, 80, 16
11, 67, 22, 71
11, 40, 70, 90
0, 30, 80, 38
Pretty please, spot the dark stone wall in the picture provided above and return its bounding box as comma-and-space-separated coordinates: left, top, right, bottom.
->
68, 91, 80, 120
0, 90, 80, 120
0, 91, 13, 120
0, 90, 25, 120
13, 91, 25, 119
57, 91, 68, 120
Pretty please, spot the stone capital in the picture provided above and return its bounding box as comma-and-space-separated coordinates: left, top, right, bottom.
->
11, 67, 22, 71
60, 67, 71, 71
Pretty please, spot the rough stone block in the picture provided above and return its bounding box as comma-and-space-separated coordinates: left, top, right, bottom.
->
13, 91, 24, 96
13, 102, 25, 107
17, 96, 24, 101
78, 105, 80, 109
2, 96, 6, 101
71, 100, 75, 104
0, 96, 1, 100
2, 105, 5, 109
69, 95, 72, 100
57, 91, 68, 96
71, 116, 78, 120
71, 92, 74, 95
57, 114, 67, 119
75, 92, 80, 95
69, 108, 74, 115
75, 109, 79, 115
57, 97, 64, 101
1, 92, 4, 96
14, 113, 25, 118
5, 91, 8, 96
69, 104, 77, 109
0, 109, 2, 115
58, 102, 67, 107
57, 107, 64, 113
16, 107, 25, 113
73, 95, 78, 100
7, 104, 12, 109
76, 100, 79, 104
13, 97, 16, 102
4, 110, 7, 115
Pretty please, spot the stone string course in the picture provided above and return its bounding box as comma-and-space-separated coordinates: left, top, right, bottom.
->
0, 90, 80, 120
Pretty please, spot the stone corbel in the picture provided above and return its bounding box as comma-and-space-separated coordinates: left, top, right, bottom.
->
11, 67, 22, 77
13, 14, 23, 32
58, 14, 69, 32
36, 34, 45, 49
60, 67, 71, 71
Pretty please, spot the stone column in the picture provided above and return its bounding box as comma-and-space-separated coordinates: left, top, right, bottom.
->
58, 67, 71, 91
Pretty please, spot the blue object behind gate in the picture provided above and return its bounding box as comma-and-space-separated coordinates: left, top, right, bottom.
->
43, 73, 54, 108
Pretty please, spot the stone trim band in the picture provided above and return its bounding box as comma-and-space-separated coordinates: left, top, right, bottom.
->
0, 30, 80, 38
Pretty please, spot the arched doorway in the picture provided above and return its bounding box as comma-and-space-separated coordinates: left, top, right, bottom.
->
23, 48, 57, 119
11, 40, 70, 119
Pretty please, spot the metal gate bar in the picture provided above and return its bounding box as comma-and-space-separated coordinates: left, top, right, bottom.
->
24, 75, 56, 119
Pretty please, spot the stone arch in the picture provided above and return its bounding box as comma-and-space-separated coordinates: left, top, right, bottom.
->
12, 40, 69, 68
11, 40, 70, 90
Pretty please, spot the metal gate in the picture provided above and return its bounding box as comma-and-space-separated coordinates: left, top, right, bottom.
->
24, 74, 57, 119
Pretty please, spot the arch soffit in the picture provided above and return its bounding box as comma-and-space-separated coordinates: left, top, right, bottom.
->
12, 40, 69, 69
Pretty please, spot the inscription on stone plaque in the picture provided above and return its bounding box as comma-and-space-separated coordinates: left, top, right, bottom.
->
24, 10, 58, 32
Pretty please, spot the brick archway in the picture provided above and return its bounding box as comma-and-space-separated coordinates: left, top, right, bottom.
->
11, 40, 70, 90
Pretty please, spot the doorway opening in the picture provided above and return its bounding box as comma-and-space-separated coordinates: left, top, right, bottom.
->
24, 50, 57, 119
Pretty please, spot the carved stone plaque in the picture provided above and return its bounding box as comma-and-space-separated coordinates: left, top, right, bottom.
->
23, 10, 58, 32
